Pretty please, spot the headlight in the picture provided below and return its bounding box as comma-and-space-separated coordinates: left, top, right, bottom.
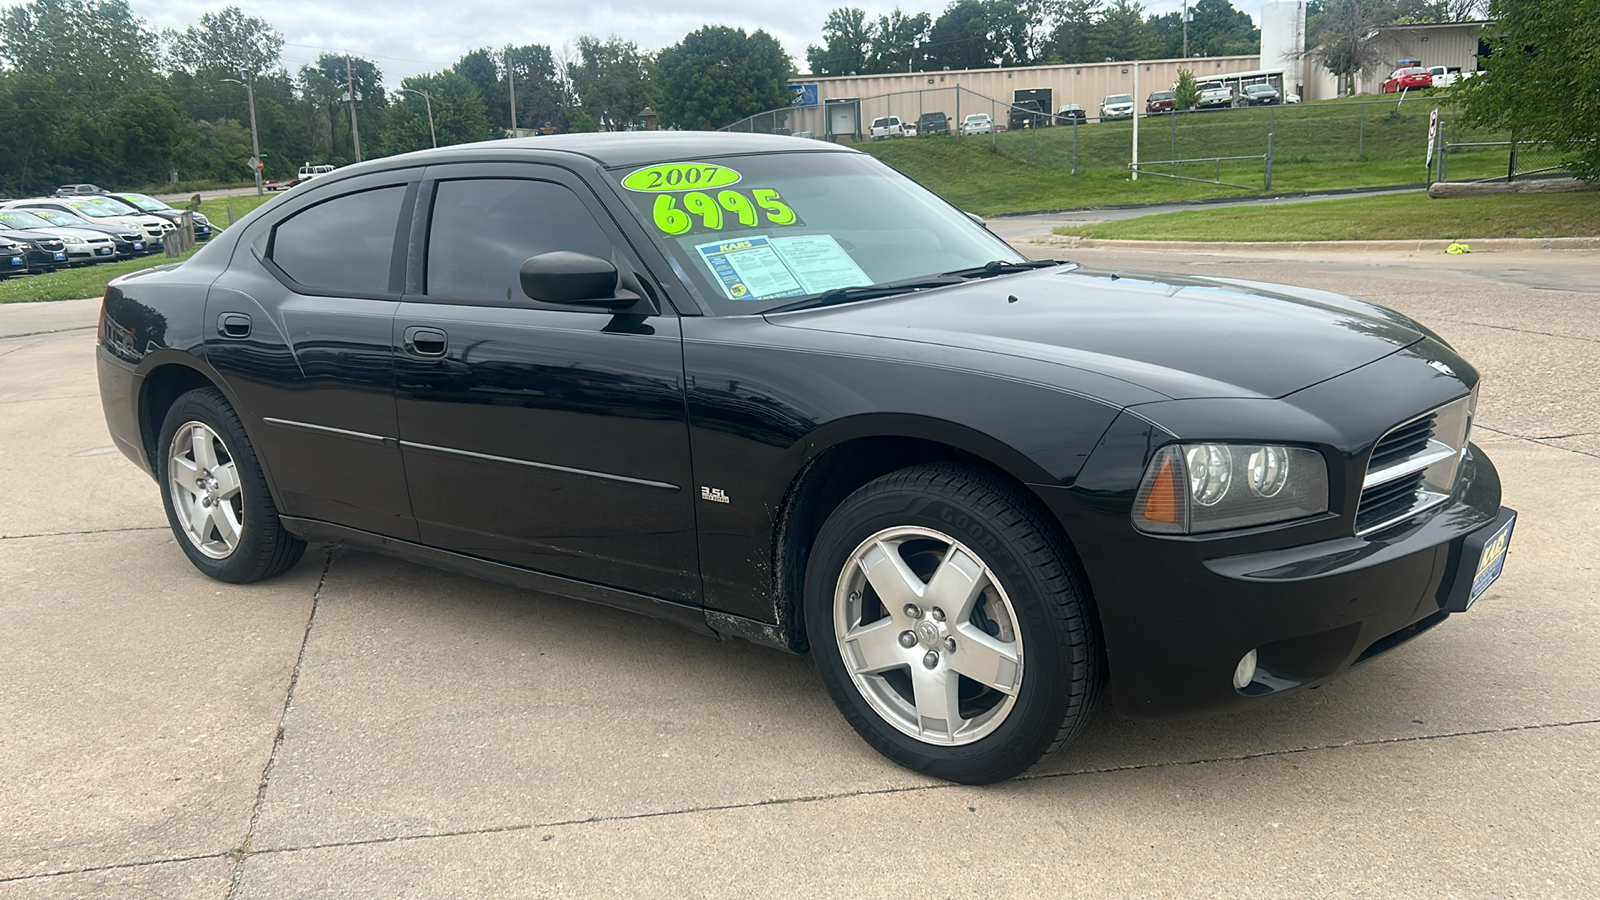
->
1133, 443, 1329, 534
62, 235, 86, 244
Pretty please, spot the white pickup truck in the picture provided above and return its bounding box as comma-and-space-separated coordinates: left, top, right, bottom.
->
1426, 66, 1475, 88
870, 116, 907, 140
1196, 81, 1234, 110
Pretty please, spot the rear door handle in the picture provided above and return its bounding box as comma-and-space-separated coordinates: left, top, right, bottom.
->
217, 313, 251, 338
404, 326, 448, 357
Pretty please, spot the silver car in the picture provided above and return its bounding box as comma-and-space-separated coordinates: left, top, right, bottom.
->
0, 208, 119, 264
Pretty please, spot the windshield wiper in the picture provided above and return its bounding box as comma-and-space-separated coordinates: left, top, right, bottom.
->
938, 259, 1064, 279
763, 276, 964, 314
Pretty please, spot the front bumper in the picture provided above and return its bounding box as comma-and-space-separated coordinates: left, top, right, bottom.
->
1036, 439, 1508, 719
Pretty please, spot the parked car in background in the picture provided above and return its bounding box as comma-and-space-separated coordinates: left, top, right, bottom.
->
3, 197, 170, 245
917, 111, 950, 136
54, 184, 106, 196
100, 192, 215, 241
1239, 83, 1282, 106
1146, 91, 1176, 115
0, 237, 30, 276
1100, 94, 1135, 121
1055, 104, 1087, 124
1383, 67, 1433, 92
958, 113, 994, 135
0, 225, 67, 272
297, 163, 335, 182
1285, 92, 1302, 103
791, 131, 815, 140
870, 116, 908, 140
1007, 99, 1048, 131
0, 209, 118, 264
1197, 81, 1235, 110
17, 207, 147, 256
1425, 65, 1472, 88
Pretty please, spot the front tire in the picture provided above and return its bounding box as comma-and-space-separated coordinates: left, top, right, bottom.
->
805, 464, 1102, 784
157, 387, 306, 583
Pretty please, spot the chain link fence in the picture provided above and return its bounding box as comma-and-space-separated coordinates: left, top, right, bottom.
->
723, 88, 1565, 196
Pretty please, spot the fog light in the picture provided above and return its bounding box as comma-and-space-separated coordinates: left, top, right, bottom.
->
1233, 649, 1258, 690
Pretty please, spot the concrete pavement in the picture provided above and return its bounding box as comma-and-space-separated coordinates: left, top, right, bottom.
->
2, 248, 1597, 897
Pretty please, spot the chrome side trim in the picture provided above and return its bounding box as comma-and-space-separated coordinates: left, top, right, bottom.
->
1361, 443, 1458, 490
263, 417, 391, 444
1354, 489, 1450, 537
398, 440, 680, 492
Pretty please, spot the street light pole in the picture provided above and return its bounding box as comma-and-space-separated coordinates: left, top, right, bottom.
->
222, 76, 263, 196
398, 88, 436, 148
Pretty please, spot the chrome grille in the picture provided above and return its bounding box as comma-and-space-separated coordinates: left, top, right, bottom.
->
1355, 391, 1475, 536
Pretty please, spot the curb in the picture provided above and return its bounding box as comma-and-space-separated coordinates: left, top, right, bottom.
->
1033, 236, 1600, 253
986, 184, 1429, 218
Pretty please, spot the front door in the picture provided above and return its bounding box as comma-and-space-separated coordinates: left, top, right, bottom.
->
392, 164, 700, 603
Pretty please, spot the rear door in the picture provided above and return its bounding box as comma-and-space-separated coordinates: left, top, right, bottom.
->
391, 162, 700, 603
205, 170, 419, 539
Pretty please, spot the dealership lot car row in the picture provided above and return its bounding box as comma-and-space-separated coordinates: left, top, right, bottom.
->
98, 133, 1514, 784
0, 188, 215, 276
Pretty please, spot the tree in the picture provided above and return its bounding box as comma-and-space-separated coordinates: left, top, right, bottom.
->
655, 26, 793, 130
452, 49, 505, 130
1459, 0, 1600, 180
1307, 0, 1395, 96
109, 91, 185, 183
870, 8, 934, 73
1045, 0, 1102, 63
1184, 0, 1260, 57
503, 43, 564, 132
0, 0, 159, 117
299, 54, 386, 165
165, 6, 282, 81
1090, 0, 1153, 61
384, 72, 493, 154
572, 35, 654, 130
926, 0, 996, 70
807, 7, 874, 75
1173, 67, 1201, 109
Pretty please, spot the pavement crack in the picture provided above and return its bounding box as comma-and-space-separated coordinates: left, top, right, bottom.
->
226, 717, 1600, 862
1476, 425, 1600, 459
0, 851, 232, 885
225, 545, 335, 899
0, 525, 167, 540
0, 324, 97, 341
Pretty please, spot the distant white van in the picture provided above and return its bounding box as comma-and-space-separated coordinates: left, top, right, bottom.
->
298, 163, 335, 182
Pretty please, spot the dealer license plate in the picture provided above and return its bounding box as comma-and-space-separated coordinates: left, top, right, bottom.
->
1468, 515, 1515, 606
52, 251, 66, 261
132, 242, 144, 250
8, 256, 21, 266
98, 247, 113, 255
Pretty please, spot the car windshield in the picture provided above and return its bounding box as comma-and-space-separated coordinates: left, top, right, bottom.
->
1247, 85, 1273, 93
605, 151, 1021, 316
1107, 95, 1132, 104
0, 211, 55, 230
25, 210, 88, 227
1150, 92, 1174, 100
62, 200, 121, 218
117, 193, 169, 212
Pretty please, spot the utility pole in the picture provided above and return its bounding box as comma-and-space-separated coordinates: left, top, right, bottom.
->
1131, 63, 1139, 181
222, 75, 263, 196
345, 55, 362, 162
507, 51, 517, 137
398, 88, 436, 148
1183, 1, 1190, 58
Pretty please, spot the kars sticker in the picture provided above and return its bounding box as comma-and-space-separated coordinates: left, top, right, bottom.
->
623, 163, 742, 193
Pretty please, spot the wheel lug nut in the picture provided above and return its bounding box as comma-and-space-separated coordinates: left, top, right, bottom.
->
922, 651, 939, 669
898, 631, 917, 648
903, 604, 922, 619
930, 607, 945, 622
944, 637, 957, 652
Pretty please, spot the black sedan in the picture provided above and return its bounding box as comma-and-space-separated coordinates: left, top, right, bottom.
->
0, 227, 67, 271
1, 236, 29, 276
1240, 83, 1282, 106
96, 134, 1515, 784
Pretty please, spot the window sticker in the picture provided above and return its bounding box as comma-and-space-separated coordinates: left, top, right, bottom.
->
695, 236, 806, 301
623, 163, 742, 192
769, 235, 871, 294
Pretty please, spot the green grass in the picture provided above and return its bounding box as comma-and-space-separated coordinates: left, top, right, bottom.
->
863, 97, 1518, 215
0, 194, 277, 304
1049, 192, 1600, 242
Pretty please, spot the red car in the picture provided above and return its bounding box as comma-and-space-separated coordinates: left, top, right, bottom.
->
1146, 91, 1176, 115
1383, 67, 1433, 93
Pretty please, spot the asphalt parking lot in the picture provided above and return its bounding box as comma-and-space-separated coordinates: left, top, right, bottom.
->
3, 244, 1597, 898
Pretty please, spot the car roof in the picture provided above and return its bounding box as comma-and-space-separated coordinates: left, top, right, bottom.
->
370, 132, 858, 171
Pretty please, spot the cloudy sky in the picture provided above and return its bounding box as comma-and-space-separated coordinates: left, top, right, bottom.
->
86, 0, 1264, 83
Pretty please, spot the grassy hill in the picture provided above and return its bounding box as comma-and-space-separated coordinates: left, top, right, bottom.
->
862, 96, 1516, 215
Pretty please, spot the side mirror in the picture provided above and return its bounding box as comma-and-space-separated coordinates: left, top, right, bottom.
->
519, 251, 640, 308
965, 212, 987, 228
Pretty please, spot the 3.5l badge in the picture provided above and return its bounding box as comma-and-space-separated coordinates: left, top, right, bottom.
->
700, 486, 730, 504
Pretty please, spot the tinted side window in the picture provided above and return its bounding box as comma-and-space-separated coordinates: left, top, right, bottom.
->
271, 186, 405, 294
426, 179, 614, 302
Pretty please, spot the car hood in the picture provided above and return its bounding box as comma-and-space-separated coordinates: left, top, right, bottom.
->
765, 266, 1424, 401
0, 228, 60, 243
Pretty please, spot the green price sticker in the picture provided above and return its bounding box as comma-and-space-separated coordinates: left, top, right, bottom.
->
623, 163, 742, 193
652, 189, 800, 236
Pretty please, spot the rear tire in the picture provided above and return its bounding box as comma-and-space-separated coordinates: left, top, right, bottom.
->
156, 387, 306, 583
805, 464, 1102, 784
